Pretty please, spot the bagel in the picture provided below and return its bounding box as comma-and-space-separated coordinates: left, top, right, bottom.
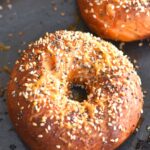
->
77, 0, 150, 41
7, 31, 143, 150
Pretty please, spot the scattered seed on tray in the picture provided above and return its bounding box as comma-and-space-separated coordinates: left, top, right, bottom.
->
7, 4, 12, 10
146, 125, 150, 132
8, 33, 13, 38
0, 65, 11, 75
138, 42, 143, 47
119, 42, 125, 50
51, 1, 58, 12
143, 90, 147, 94
0, 43, 10, 52
0, 5, 3, 10
9, 144, 17, 150
60, 12, 65, 16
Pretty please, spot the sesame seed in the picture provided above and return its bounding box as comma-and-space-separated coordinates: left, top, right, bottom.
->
38, 134, 43, 138
32, 122, 38, 126
56, 145, 61, 149
0, 5, 3, 10
60, 12, 65, 16
48, 125, 51, 131
138, 42, 143, 47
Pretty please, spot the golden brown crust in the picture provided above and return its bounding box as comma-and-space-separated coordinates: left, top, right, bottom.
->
7, 31, 143, 150
77, 0, 150, 41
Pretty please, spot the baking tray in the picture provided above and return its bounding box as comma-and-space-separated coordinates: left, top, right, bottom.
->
0, 0, 150, 150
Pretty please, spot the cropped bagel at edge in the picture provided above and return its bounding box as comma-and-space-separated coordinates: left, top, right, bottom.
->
77, 0, 150, 41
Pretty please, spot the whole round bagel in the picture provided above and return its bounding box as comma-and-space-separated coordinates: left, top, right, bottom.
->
7, 30, 143, 150
77, 0, 150, 41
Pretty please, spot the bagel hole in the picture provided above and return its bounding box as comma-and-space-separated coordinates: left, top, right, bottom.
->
69, 84, 88, 102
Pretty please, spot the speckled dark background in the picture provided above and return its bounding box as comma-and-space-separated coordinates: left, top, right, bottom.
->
0, 0, 150, 150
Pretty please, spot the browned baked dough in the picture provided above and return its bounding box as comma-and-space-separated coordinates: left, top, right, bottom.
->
77, 0, 150, 41
7, 31, 143, 150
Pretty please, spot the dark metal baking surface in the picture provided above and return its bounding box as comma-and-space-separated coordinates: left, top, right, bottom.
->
0, 0, 150, 150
